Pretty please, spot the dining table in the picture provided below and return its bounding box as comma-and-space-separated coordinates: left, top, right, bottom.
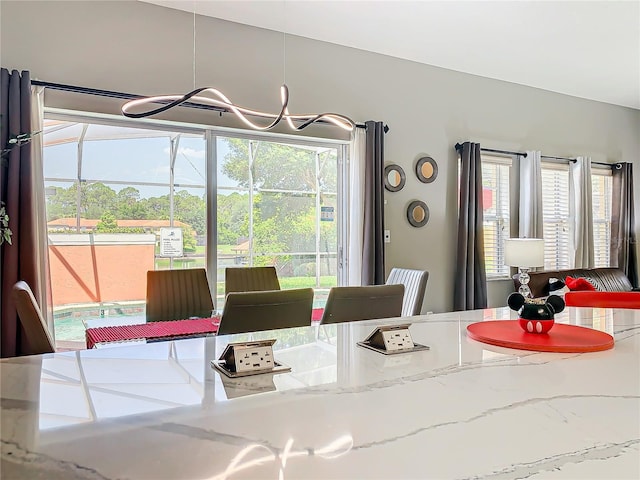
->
1, 306, 638, 479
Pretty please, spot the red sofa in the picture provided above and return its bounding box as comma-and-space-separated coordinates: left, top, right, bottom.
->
513, 268, 635, 298
565, 291, 640, 309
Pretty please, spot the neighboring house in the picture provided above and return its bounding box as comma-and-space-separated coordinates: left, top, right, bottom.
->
47, 218, 195, 236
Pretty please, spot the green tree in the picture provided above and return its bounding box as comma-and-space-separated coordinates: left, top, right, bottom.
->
217, 192, 249, 244
143, 195, 170, 219
95, 211, 118, 232
174, 190, 206, 235
220, 139, 338, 262
46, 184, 79, 220
81, 182, 117, 219
182, 227, 197, 252
116, 187, 148, 219
223, 139, 337, 191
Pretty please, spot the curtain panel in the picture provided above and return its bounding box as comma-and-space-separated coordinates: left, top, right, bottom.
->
361, 121, 386, 285
518, 150, 543, 272
518, 150, 543, 238
454, 142, 487, 311
0, 69, 52, 357
347, 128, 366, 286
570, 156, 594, 268
611, 163, 638, 287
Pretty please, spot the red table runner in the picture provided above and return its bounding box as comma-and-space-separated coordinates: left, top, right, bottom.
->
86, 318, 220, 348
86, 308, 325, 348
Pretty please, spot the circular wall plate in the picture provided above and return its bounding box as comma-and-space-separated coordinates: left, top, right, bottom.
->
384, 164, 406, 192
416, 156, 438, 183
407, 200, 429, 227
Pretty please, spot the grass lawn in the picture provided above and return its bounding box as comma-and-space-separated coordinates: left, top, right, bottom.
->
214, 275, 336, 295
280, 276, 337, 289
155, 257, 204, 269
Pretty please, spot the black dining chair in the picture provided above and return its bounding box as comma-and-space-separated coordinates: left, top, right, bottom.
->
224, 266, 281, 295
217, 288, 314, 335
12, 281, 55, 355
146, 268, 214, 322
320, 284, 405, 325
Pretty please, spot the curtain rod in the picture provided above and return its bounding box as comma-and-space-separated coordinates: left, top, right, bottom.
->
455, 143, 527, 158
541, 154, 576, 163
454, 143, 618, 168
32, 80, 370, 130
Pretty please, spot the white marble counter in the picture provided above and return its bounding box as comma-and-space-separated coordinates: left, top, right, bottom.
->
2, 307, 639, 479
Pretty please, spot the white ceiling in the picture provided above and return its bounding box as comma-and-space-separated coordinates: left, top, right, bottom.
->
141, 1, 640, 110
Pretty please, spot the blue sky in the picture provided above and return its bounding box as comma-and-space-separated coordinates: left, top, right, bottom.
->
43, 131, 240, 198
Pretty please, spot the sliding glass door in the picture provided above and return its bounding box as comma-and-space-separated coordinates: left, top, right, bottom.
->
215, 137, 341, 308
42, 114, 347, 348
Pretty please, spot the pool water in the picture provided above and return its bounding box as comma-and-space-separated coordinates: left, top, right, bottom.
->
54, 291, 328, 343
54, 314, 146, 342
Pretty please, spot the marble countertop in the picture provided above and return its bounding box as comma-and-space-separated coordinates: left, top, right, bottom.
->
2, 306, 639, 479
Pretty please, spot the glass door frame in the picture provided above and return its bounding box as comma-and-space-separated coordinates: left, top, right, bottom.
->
45, 108, 350, 297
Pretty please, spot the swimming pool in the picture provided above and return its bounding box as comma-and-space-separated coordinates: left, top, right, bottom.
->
53, 290, 329, 344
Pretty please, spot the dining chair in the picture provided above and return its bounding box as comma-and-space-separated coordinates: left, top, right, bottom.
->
386, 268, 429, 316
146, 268, 214, 322
12, 281, 55, 355
224, 266, 281, 295
320, 284, 405, 325
217, 288, 314, 335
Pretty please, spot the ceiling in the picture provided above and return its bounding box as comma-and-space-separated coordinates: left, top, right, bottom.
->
141, 1, 640, 110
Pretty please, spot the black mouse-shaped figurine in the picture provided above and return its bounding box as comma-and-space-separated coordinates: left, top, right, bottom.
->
507, 293, 565, 334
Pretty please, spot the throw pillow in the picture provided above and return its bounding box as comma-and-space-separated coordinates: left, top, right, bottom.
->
548, 277, 569, 297
564, 276, 596, 291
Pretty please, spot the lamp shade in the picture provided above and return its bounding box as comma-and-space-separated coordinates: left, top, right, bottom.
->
504, 238, 545, 268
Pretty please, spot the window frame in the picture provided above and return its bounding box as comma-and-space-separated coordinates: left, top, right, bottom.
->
591, 165, 613, 268
44, 111, 349, 278
475, 151, 614, 277
480, 154, 515, 280
540, 161, 571, 270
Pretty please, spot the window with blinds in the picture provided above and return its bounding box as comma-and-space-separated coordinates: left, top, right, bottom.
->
541, 163, 571, 270
592, 168, 613, 267
481, 155, 511, 278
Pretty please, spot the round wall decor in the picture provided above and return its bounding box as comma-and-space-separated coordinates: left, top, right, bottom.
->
384, 164, 406, 192
407, 200, 429, 227
416, 156, 438, 183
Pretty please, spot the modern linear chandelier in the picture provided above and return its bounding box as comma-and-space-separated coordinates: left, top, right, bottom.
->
121, 84, 355, 132
122, 3, 355, 132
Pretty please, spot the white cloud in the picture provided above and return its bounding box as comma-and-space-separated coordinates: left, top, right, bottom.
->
162, 147, 205, 159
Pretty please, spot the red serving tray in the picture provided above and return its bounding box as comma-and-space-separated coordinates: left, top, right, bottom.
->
466, 320, 614, 353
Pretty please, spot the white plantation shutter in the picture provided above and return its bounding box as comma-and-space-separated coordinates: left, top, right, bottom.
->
481, 155, 511, 278
541, 163, 571, 269
591, 168, 613, 267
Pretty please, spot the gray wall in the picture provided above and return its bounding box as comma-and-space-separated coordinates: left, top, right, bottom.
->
2, 1, 639, 313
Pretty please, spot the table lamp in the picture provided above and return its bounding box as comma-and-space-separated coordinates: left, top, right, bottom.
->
504, 238, 545, 298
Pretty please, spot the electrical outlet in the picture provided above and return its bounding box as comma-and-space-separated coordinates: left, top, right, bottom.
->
381, 329, 415, 351
384, 230, 391, 243
235, 345, 275, 373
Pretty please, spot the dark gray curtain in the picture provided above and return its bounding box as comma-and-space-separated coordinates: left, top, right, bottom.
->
610, 162, 638, 288
362, 121, 385, 285
1, 69, 38, 357
454, 142, 487, 310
